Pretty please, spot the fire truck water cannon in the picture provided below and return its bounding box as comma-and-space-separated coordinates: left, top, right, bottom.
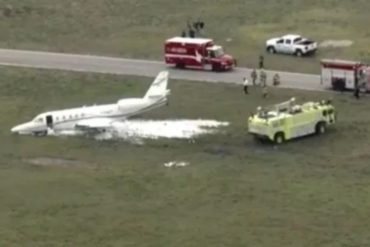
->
164, 37, 236, 72
248, 98, 336, 144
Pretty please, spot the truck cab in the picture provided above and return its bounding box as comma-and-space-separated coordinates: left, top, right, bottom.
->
206, 45, 224, 58
248, 98, 336, 144
204, 45, 235, 71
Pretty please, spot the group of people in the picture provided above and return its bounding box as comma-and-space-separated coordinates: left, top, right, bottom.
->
181, 19, 205, 38
243, 70, 280, 98
243, 55, 280, 98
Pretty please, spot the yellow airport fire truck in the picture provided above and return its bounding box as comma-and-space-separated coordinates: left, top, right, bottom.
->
248, 98, 336, 144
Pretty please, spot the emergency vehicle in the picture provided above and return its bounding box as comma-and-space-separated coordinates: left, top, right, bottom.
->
266, 34, 317, 56
248, 98, 336, 144
164, 37, 236, 71
321, 59, 370, 92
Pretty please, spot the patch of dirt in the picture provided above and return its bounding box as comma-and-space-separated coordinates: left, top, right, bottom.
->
319, 40, 353, 48
347, 143, 370, 160
24, 157, 83, 168
203, 146, 233, 156
0, 5, 55, 17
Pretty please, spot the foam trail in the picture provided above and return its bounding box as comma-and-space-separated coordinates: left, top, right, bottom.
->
98, 119, 229, 140
48, 119, 229, 142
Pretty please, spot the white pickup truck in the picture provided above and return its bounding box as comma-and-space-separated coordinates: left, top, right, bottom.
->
266, 34, 317, 56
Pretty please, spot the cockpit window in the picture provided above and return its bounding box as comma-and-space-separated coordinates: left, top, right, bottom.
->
33, 117, 43, 123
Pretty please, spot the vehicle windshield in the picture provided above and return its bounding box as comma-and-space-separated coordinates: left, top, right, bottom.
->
208, 46, 224, 58
213, 47, 224, 57
257, 110, 278, 119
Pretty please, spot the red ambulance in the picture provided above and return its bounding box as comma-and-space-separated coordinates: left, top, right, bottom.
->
164, 37, 236, 71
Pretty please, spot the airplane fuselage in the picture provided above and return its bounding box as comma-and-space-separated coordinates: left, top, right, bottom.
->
11, 97, 167, 135
11, 70, 170, 136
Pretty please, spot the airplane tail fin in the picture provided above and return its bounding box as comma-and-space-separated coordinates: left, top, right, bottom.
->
144, 71, 170, 100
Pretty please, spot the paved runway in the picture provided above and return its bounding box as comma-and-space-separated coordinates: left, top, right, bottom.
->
0, 48, 327, 92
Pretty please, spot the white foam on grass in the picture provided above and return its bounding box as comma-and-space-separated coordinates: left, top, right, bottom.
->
96, 119, 229, 141
164, 161, 189, 168
319, 40, 353, 48
51, 119, 229, 142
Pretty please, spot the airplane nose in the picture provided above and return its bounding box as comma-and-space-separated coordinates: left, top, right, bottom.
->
11, 123, 28, 134
10, 122, 46, 135
11, 125, 21, 133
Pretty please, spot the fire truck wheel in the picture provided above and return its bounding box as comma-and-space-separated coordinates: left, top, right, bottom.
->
274, 132, 285, 144
212, 64, 220, 72
315, 122, 326, 135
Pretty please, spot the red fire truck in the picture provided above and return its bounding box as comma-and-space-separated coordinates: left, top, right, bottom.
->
321, 59, 370, 92
164, 37, 236, 71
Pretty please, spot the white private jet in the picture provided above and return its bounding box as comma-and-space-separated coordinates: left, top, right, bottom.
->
11, 71, 170, 136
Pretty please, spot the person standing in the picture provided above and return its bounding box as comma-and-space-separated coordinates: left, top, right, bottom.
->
187, 20, 195, 38
259, 55, 264, 69
243, 77, 249, 94
195, 17, 205, 37
262, 85, 268, 98
188, 28, 195, 38
354, 85, 360, 99
259, 69, 267, 87
250, 69, 257, 86
273, 73, 280, 86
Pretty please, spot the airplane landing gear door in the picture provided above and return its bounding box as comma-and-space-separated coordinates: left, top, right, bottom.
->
46, 115, 53, 128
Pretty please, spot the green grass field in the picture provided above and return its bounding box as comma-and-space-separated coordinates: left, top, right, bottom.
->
0, 0, 370, 73
1, 67, 370, 246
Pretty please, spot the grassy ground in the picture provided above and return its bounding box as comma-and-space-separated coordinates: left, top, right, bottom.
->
0, 0, 370, 73
1, 67, 370, 246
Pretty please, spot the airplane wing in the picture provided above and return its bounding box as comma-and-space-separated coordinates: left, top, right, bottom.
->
74, 117, 117, 132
